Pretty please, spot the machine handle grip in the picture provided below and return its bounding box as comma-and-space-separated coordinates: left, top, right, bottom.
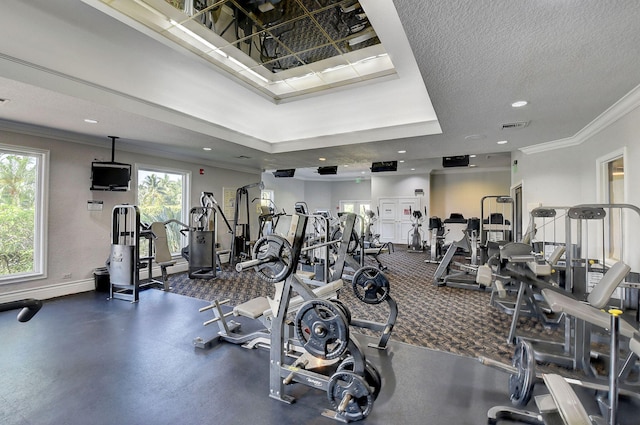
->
0, 299, 43, 322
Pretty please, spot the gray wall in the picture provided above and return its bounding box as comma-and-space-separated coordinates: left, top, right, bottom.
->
430, 169, 512, 220
0, 130, 260, 296
512, 100, 640, 270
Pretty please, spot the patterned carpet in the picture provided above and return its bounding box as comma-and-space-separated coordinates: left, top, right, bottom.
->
164, 246, 564, 366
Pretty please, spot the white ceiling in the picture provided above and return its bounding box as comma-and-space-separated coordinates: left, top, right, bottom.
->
1, 0, 640, 181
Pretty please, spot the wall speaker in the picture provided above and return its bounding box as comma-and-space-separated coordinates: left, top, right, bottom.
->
318, 166, 337, 175
371, 161, 397, 172
442, 155, 469, 168
273, 169, 296, 177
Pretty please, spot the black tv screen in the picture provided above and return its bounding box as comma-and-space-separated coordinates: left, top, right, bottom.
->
91, 162, 131, 191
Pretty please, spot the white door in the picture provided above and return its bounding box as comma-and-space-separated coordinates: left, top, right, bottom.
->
378, 197, 422, 244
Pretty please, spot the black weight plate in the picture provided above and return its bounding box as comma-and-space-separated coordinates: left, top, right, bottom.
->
294, 299, 350, 360
327, 371, 374, 421
331, 298, 352, 325
251, 235, 293, 284
337, 356, 382, 400
509, 340, 536, 407
352, 266, 390, 304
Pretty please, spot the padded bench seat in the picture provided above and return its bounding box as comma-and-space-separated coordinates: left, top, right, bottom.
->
541, 374, 591, 425
541, 260, 633, 338
233, 279, 344, 320
541, 289, 638, 340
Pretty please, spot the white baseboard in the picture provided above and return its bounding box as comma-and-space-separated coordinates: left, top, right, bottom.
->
0, 261, 190, 304
0, 278, 95, 303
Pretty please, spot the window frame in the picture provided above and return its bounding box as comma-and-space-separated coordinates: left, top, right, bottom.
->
596, 147, 627, 261
135, 163, 191, 256
0, 143, 49, 284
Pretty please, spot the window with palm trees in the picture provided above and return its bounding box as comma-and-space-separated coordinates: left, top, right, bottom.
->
137, 166, 190, 255
0, 145, 48, 282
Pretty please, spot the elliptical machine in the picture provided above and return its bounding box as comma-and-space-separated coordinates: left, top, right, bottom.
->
425, 216, 445, 263
407, 207, 426, 253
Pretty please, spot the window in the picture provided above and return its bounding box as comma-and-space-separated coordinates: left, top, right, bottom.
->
606, 156, 624, 260
136, 165, 190, 256
339, 200, 371, 217
598, 149, 625, 261
0, 144, 48, 283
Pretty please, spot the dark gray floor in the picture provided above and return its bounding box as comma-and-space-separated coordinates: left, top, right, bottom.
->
1, 290, 638, 425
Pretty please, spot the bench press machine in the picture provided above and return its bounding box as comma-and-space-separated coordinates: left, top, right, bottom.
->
195, 213, 385, 422
481, 287, 640, 424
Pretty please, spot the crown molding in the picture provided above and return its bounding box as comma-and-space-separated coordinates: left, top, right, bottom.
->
520, 82, 640, 155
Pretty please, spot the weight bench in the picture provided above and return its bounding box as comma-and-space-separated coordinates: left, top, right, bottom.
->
362, 242, 393, 271
488, 330, 640, 424
483, 243, 566, 343
538, 260, 634, 371
194, 279, 343, 349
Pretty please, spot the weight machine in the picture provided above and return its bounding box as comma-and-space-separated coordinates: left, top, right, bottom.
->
522, 204, 640, 372
230, 181, 264, 267
175, 191, 233, 279
107, 205, 148, 302
481, 305, 640, 425
194, 213, 386, 422
432, 217, 485, 289
480, 195, 515, 264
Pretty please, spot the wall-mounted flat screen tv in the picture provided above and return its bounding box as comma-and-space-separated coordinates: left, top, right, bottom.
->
90, 162, 131, 191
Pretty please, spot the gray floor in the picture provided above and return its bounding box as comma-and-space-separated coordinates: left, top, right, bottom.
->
1, 290, 638, 425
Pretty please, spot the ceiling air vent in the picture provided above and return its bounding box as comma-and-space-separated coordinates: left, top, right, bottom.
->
501, 121, 529, 130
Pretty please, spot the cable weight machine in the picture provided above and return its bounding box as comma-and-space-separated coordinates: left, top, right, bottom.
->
230, 181, 264, 267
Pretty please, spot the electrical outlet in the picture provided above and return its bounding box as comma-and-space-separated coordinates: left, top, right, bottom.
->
63, 273, 72, 280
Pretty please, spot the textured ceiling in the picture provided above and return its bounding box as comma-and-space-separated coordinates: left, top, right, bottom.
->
1, 0, 639, 181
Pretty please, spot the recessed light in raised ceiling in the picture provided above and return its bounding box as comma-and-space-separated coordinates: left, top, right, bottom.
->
511, 100, 528, 108
84, 118, 98, 124
497, 140, 508, 145
399, 160, 405, 163
410, 168, 415, 171
469, 164, 477, 168
203, 147, 212, 151
319, 157, 326, 161
470, 154, 477, 158
397, 150, 406, 154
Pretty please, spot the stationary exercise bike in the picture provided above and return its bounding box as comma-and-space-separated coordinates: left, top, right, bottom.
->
407, 207, 426, 253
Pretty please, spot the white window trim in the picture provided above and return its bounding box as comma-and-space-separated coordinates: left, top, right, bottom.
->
596, 147, 627, 203
135, 163, 191, 251
595, 147, 627, 262
0, 143, 49, 284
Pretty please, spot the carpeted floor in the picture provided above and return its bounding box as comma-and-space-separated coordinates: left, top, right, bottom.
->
163, 246, 564, 367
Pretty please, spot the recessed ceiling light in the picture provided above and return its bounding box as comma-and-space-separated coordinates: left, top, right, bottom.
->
203, 147, 212, 151
84, 118, 98, 124
469, 164, 477, 167
343, 164, 349, 167
361, 171, 366, 174
319, 157, 326, 161
497, 140, 508, 145
465, 134, 485, 141
410, 168, 415, 171
399, 160, 405, 163
511, 100, 528, 108
398, 150, 406, 154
